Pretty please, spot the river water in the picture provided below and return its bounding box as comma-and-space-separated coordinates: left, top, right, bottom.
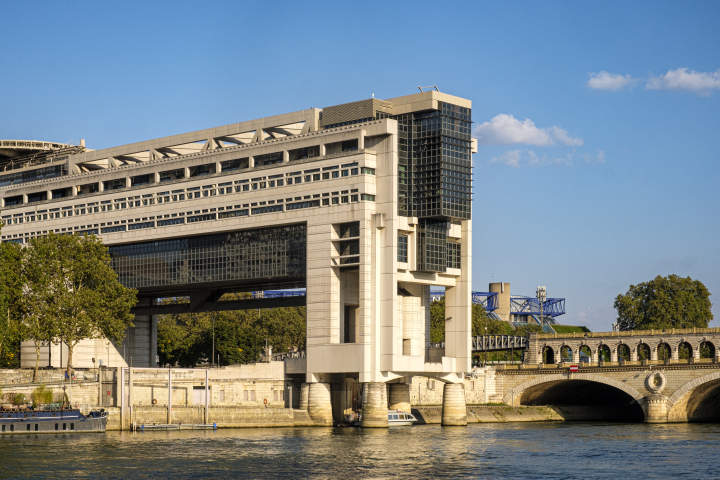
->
2, 423, 719, 479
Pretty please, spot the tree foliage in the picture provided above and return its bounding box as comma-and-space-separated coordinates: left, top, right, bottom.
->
614, 274, 713, 331
0, 240, 22, 368
158, 294, 306, 367
431, 297, 507, 343
20, 233, 137, 375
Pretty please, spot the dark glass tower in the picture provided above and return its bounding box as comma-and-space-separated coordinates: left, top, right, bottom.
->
395, 102, 472, 272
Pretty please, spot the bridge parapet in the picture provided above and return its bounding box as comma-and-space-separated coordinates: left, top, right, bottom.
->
527, 328, 720, 365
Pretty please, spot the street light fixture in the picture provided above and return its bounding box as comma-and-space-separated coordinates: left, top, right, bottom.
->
536, 286, 547, 332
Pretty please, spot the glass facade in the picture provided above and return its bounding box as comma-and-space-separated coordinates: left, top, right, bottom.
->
416, 219, 449, 273
0, 165, 65, 188
398, 235, 408, 263
395, 101, 471, 272
109, 224, 306, 290
447, 242, 461, 269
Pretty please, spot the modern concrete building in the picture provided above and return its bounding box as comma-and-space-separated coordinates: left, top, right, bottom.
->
1, 91, 474, 425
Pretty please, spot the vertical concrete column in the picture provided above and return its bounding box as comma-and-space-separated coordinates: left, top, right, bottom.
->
183, 167, 190, 179
22, 194, 28, 204
361, 382, 389, 427
46, 190, 52, 201
153, 172, 160, 184
650, 346, 658, 361
631, 348, 638, 362
611, 349, 618, 362
671, 345, 679, 361
215, 161, 222, 174
299, 383, 310, 410
98, 181, 104, 192
441, 383, 467, 426
388, 384, 411, 412
590, 350, 597, 364
643, 395, 668, 423
249, 156, 256, 168
125, 177, 131, 188
128, 367, 134, 428
572, 348, 580, 364
168, 369, 172, 424
307, 383, 333, 426
693, 347, 701, 360
358, 130, 365, 150
282, 150, 289, 162
319, 144, 326, 156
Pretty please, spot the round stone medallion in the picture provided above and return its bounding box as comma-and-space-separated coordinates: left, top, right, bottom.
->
646, 371, 667, 394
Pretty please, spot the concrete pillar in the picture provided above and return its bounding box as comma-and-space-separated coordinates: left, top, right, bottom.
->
46, 190, 52, 200
643, 395, 668, 423
693, 347, 701, 360
125, 177, 131, 188
361, 382, 388, 427
671, 345, 679, 361
388, 384, 411, 412
572, 348, 580, 364
153, 172, 160, 184
128, 367, 133, 428
358, 130, 365, 150
307, 383, 333, 426
183, 167, 190, 179
249, 156, 256, 168
22, 194, 28, 204
651, 347, 658, 361
299, 383, 309, 410
631, 349, 638, 361
441, 383, 467, 426
319, 144, 326, 156
590, 352, 597, 364
611, 349, 618, 362
98, 182, 104, 192
282, 150, 289, 162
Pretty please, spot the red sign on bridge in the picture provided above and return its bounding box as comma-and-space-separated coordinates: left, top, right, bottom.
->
570, 365, 579, 373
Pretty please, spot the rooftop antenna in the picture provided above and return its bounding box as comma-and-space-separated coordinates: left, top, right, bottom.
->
418, 85, 440, 92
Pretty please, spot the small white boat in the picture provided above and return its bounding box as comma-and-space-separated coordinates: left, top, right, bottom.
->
387, 410, 417, 426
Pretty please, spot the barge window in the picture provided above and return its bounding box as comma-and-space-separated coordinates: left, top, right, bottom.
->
35, 424, 38, 431
55, 424, 58, 430
27, 424, 31, 431
71, 423, 74, 430
63, 423, 66, 430
10, 425, 14, 432
1, 425, 4, 432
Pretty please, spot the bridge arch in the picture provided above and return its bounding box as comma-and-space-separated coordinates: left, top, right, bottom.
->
697, 340, 716, 359
503, 373, 643, 406
667, 371, 720, 422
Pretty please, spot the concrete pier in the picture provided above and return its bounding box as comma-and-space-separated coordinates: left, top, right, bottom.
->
644, 395, 669, 423
441, 383, 467, 426
307, 383, 333, 426
299, 383, 310, 411
388, 383, 411, 412
361, 382, 389, 427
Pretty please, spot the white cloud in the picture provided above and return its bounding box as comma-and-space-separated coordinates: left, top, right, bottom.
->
581, 150, 606, 164
646, 68, 720, 95
474, 114, 583, 147
587, 71, 637, 91
490, 149, 573, 168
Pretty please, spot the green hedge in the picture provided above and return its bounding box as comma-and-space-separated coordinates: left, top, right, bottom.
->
552, 325, 591, 333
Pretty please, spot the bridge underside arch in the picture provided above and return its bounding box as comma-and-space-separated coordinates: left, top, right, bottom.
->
669, 374, 720, 422
506, 376, 645, 422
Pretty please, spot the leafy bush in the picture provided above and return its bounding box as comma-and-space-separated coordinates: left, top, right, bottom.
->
32, 385, 53, 405
12, 393, 26, 405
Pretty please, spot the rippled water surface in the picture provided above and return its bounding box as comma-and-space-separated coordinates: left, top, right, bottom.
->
2, 423, 719, 479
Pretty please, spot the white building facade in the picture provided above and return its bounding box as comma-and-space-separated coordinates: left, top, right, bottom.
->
1, 91, 474, 425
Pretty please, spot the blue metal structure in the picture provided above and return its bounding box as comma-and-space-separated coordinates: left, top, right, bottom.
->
510, 296, 565, 317
472, 292, 498, 311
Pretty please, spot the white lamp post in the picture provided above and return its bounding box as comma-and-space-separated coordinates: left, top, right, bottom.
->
536, 286, 547, 332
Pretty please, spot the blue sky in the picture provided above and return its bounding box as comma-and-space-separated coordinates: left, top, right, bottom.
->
2, 1, 718, 331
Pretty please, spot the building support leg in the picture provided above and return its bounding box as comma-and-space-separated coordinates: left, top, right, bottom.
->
299, 383, 309, 411
441, 383, 467, 426
307, 383, 333, 426
361, 382, 388, 427
388, 383, 411, 413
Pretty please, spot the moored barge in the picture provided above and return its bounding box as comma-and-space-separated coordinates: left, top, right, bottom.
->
0, 408, 108, 434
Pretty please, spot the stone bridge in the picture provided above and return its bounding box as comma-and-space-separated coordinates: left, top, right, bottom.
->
487, 327, 720, 423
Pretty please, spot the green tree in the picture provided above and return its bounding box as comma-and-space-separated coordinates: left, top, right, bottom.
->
514, 323, 544, 336
22, 233, 137, 375
614, 275, 713, 331
31, 384, 54, 406
0, 240, 22, 369
431, 297, 505, 344
158, 294, 307, 367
